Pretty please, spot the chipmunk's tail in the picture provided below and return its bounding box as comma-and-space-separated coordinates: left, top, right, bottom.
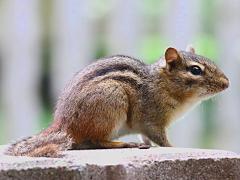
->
5, 131, 73, 157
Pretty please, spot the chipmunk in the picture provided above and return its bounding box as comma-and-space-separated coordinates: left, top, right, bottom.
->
5, 46, 229, 157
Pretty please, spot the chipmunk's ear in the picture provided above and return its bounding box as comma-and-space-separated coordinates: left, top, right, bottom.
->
165, 47, 180, 63
186, 44, 195, 54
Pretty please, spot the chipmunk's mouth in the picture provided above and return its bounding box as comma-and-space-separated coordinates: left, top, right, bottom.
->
199, 79, 229, 100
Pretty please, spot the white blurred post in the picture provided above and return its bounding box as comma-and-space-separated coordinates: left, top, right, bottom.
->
164, 0, 200, 49
215, 0, 240, 152
106, 0, 143, 57
163, 0, 202, 147
0, 0, 41, 141
51, 0, 95, 97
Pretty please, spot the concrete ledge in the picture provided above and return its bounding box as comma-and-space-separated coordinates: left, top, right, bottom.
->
0, 145, 240, 180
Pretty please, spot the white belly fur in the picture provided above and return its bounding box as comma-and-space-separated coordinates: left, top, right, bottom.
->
170, 98, 201, 122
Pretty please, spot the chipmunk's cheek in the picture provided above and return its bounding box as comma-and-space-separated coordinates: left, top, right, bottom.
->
196, 87, 213, 99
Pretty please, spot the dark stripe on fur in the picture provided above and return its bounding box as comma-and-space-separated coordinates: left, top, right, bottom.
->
87, 64, 145, 82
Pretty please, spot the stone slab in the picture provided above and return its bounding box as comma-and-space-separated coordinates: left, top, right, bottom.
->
0, 145, 240, 180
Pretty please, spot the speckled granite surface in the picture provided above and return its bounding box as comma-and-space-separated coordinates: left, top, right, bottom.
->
0, 145, 240, 180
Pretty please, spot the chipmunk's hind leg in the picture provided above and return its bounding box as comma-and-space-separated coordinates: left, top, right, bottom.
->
69, 80, 150, 150
71, 140, 150, 149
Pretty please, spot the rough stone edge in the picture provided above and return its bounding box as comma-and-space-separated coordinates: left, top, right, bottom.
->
1, 157, 240, 180
126, 157, 240, 180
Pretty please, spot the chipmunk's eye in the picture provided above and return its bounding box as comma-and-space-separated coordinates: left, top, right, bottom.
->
188, 65, 202, 75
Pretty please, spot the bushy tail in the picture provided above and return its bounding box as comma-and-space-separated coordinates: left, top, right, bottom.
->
5, 131, 73, 157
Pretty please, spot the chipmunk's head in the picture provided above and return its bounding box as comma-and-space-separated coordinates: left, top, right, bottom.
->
163, 46, 229, 100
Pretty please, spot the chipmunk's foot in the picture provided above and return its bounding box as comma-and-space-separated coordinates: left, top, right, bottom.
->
125, 142, 151, 149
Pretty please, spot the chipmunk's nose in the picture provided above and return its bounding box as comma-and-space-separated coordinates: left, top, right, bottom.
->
220, 76, 229, 90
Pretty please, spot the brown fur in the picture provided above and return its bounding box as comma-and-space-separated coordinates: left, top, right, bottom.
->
5, 47, 229, 157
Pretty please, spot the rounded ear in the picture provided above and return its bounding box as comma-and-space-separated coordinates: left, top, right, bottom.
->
186, 44, 195, 54
165, 47, 180, 63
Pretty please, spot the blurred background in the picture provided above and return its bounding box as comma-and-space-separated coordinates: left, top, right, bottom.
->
0, 0, 239, 152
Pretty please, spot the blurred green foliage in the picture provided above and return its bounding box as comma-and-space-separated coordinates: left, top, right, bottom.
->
140, 35, 167, 64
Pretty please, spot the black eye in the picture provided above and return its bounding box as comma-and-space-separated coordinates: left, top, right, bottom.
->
188, 65, 202, 75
